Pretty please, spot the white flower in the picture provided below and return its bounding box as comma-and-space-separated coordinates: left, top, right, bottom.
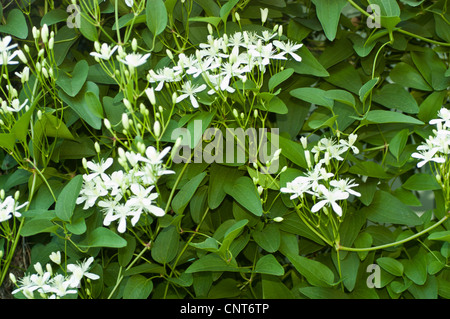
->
48, 274, 78, 298
330, 178, 361, 197
125, 0, 133, 7
280, 176, 312, 200
0, 50, 19, 65
411, 148, 446, 168
4, 98, 28, 113
0, 36, 18, 53
311, 185, 349, 216
90, 43, 118, 60
67, 257, 100, 288
429, 108, 450, 128
76, 177, 109, 209
127, 184, 165, 217
84, 158, 114, 182
339, 133, 359, 154
273, 40, 303, 62
142, 146, 171, 165
0, 195, 27, 223
103, 203, 135, 233
118, 52, 151, 68
176, 80, 207, 108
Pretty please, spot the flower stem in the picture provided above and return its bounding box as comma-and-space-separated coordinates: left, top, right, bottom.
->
337, 214, 449, 252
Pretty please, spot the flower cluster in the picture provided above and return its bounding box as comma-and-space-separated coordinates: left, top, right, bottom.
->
280, 134, 361, 217
412, 107, 450, 168
76, 145, 174, 233
12, 252, 99, 299
0, 190, 28, 223
91, 28, 303, 110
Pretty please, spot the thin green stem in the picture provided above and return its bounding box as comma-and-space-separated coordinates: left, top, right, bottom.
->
337, 214, 449, 252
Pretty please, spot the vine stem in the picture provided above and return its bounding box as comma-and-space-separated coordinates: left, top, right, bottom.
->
337, 213, 449, 252
107, 243, 151, 299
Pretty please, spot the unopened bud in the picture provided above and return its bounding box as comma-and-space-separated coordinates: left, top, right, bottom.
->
154, 120, 161, 138
273, 216, 284, 223
94, 142, 101, 153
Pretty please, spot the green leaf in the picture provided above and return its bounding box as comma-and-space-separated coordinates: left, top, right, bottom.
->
402, 174, 441, 191
21, 218, 58, 236
372, 84, 419, 114
359, 78, 378, 103
151, 226, 180, 264
252, 224, 280, 253
84, 91, 104, 119
185, 254, 245, 273
59, 81, 103, 130
55, 175, 83, 222
365, 110, 424, 125
189, 16, 222, 27
324, 89, 355, 107
262, 275, 295, 299
0, 133, 15, 151
270, 133, 307, 169
286, 46, 329, 77
146, 0, 168, 36
254, 254, 285, 276
377, 257, 404, 276
123, 275, 153, 299
428, 231, 450, 242
0, 9, 28, 39
219, 219, 248, 257
269, 68, 294, 91
418, 91, 448, 123
390, 62, 432, 91
389, 129, 409, 160
41, 9, 68, 26
411, 48, 450, 91
290, 87, 334, 109
288, 254, 335, 287
12, 104, 36, 143
208, 164, 243, 210
224, 176, 263, 216
348, 161, 392, 179
56, 60, 89, 97
362, 190, 423, 226
78, 227, 128, 248
219, 0, 239, 23
172, 171, 207, 214
403, 253, 427, 285
299, 287, 349, 299
311, 0, 347, 41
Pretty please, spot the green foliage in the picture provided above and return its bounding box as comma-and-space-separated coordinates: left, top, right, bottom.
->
0, 0, 449, 300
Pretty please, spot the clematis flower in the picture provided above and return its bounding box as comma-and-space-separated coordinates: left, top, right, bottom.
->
118, 52, 151, 69
67, 257, 100, 288
90, 43, 118, 60
311, 185, 349, 216
176, 80, 207, 108
273, 40, 303, 62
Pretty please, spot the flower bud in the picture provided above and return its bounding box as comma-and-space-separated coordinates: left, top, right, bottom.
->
260, 8, 269, 24
121, 113, 130, 130
94, 142, 101, 153
41, 24, 49, 43
132, 38, 138, 51
9, 272, 16, 284
154, 120, 161, 138
104, 118, 111, 130
16, 50, 27, 64
273, 216, 284, 223
145, 87, 156, 105
49, 251, 61, 265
